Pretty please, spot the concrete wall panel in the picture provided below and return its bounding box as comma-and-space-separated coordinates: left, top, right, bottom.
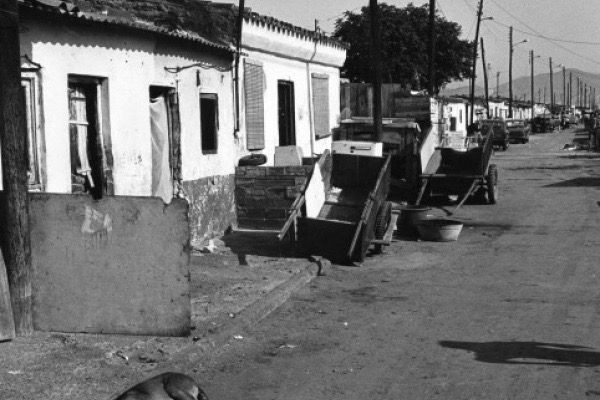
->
29, 194, 190, 336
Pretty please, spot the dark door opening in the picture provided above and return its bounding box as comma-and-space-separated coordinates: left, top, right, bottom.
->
450, 117, 457, 131
278, 80, 296, 146
69, 81, 105, 199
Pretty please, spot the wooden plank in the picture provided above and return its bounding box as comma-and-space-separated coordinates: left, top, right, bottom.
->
298, 217, 357, 264
277, 151, 331, 241
347, 154, 392, 261
0, 251, 16, 341
452, 179, 480, 213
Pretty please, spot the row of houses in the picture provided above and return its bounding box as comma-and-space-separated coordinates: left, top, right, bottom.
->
0, 0, 347, 246
441, 97, 542, 136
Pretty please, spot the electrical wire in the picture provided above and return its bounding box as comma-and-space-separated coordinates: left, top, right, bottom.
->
457, 0, 477, 39
487, 0, 600, 67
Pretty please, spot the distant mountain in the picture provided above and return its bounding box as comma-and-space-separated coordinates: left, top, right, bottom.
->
441, 69, 600, 104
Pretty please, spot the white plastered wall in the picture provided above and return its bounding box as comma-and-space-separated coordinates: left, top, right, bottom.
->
13, 18, 235, 195
237, 19, 346, 164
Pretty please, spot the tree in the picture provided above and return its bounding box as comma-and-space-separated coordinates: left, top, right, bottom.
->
334, 2, 473, 94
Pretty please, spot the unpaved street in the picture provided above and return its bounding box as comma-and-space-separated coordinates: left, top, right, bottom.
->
196, 128, 600, 399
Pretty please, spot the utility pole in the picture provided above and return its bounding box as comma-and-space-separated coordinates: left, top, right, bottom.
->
233, 0, 245, 135
481, 38, 490, 118
508, 26, 513, 118
469, 0, 484, 125
544, 86, 546, 104
0, 0, 33, 336
569, 71, 572, 110
578, 77, 581, 108
370, 0, 382, 141
530, 50, 534, 117
538, 87, 541, 103
585, 83, 588, 109
562, 66, 566, 110
427, 0, 436, 95
496, 72, 500, 98
549, 57, 554, 112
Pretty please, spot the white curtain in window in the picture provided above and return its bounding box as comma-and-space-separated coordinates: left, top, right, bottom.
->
150, 96, 173, 204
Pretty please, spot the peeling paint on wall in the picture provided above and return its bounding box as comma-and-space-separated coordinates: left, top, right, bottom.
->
183, 174, 236, 248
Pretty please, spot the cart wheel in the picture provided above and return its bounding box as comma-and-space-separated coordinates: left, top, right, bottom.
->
487, 164, 499, 204
373, 201, 393, 254
375, 201, 393, 240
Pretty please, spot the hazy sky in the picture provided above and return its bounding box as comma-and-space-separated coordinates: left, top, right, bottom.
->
223, 0, 600, 88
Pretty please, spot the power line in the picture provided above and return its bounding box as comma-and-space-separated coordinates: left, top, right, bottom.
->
490, 18, 600, 46
457, 0, 477, 38
489, 19, 600, 67
487, 0, 600, 66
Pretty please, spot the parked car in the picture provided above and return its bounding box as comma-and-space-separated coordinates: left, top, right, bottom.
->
531, 115, 558, 134
506, 119, 531, 143
480, 119, 510, 151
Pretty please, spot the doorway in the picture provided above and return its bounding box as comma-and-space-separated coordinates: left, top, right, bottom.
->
68, 78, 110, 199
149, 86, 175, 204
278, 80, 296, 146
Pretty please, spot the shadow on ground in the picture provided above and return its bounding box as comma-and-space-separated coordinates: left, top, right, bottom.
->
222, 230, 303, 265
439, 340, 600, 366
544, 177, 600, 188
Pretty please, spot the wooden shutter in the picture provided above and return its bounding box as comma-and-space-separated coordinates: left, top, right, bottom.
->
244, 60, 265, 150
312, 74, 330, 139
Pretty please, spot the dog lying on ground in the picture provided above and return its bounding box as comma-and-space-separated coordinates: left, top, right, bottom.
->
114, 372, 209, 400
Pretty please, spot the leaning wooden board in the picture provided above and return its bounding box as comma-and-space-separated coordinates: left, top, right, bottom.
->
0, 251, 16, 341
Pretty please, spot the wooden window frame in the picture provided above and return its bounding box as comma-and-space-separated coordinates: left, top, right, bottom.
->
20, 71, 45, 191
68, 75, 113, 198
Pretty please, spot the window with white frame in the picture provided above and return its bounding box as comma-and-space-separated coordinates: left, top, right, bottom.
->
21, 71, 44, 191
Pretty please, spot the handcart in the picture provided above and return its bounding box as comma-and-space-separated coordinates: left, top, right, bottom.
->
278, 152, 397, 264
415, 132, 498, 212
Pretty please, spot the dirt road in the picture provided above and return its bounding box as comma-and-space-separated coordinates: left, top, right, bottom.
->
196, 128, 600, 399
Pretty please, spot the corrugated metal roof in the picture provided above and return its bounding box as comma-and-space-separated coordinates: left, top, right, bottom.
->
18, 0, 234, 53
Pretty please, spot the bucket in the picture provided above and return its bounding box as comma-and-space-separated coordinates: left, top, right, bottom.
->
416, 219, 464, 242
399, 206, 432, 233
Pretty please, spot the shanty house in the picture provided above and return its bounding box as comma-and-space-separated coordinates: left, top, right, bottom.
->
235, 9, 348, 162
1, 0, 347, 245
1, 0, 237, 246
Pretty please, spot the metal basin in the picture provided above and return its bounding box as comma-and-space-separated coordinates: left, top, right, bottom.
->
416, 219, 464, 242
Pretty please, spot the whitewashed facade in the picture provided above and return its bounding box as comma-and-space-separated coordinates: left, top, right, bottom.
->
238, 14, 347, 163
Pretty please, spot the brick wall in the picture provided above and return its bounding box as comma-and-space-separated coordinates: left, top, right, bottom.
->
235, 166, 312, 230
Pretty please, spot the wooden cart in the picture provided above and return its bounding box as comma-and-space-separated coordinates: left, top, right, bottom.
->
278, 152, 396, 264
415, 132, 498, 212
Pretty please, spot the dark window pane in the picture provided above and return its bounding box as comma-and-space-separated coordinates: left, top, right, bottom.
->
201, 93, 218, 153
